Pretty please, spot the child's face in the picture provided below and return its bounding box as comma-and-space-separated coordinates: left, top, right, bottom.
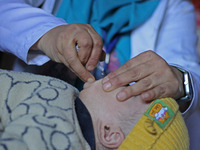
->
79, 79, 149, 149
79, 79, 148, 124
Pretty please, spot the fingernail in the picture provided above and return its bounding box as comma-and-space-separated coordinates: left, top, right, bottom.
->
87, 78, 95, 82
117, 92, 126, 101
103, 82, 111, 90
87, 65, 94, 71
102, 77, 109, 84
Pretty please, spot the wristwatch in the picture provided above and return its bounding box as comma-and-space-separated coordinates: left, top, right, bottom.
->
176, 67, 193, 102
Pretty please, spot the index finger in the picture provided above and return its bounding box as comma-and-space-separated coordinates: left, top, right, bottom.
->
85, 25, 104, 71
69, 58, 95, 82
102, 50, 155, 83
61, 41, 95, 82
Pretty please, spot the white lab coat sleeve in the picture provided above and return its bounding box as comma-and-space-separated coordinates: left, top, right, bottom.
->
130, 0, 200, 118
0, 0, 67, 65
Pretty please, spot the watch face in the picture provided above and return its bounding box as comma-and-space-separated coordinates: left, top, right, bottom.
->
184, 73, 190, 95
178, 71, 193, 102
174, 67, 193, 102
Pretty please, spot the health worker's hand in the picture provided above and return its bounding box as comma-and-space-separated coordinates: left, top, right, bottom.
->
31, 23, 105, 82
102, 50, 184, 102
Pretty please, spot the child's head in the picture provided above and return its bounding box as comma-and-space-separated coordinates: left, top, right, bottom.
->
79, 79, 149, 149
79, 79, 189, 150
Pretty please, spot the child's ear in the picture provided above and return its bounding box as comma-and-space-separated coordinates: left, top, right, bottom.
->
98, 122, 125, 149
